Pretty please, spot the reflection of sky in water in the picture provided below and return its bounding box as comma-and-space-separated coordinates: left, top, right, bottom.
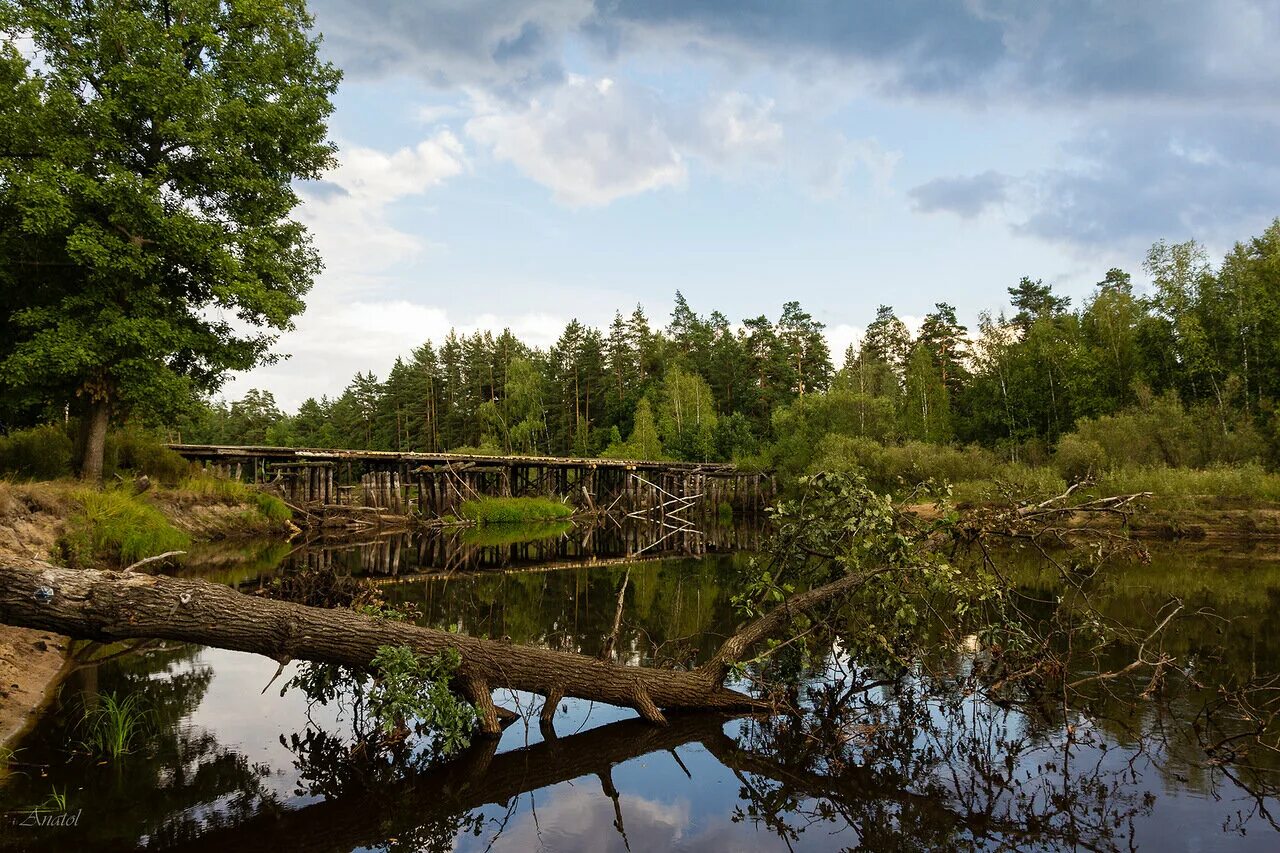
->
182, 650, 1280, 852
9, 548, 1280, 851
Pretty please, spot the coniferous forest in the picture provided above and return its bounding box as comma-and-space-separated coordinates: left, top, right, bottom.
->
157, 223, 1280, 488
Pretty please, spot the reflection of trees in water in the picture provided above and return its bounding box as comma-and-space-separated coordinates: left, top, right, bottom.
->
148, 664, 1173, 853
291, 516, 766, 578
0, 643, 278, 852
725, 666, 1158, 851
385, 555, 751, 665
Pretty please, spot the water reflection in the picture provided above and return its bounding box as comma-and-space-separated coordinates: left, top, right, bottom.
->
3, 543, 1280, 851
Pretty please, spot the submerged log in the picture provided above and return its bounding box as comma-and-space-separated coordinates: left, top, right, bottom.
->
0, 563, 769, 728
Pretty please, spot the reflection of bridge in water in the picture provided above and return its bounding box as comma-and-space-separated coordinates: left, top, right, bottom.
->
169, 444, 775, 520
291, 516, 765, 581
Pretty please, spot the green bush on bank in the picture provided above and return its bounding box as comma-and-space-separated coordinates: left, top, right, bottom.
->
1097, 464, 1280, 505
0, 425, 74, 480
59, 488, 191, 569
459, 496, 573, 524
104, 425, 193, 484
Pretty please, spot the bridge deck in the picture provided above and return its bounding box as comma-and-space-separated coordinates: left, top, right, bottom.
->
168, 444, 740, 473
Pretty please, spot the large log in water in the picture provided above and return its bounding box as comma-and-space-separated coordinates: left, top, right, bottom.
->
0, 563, 771, 728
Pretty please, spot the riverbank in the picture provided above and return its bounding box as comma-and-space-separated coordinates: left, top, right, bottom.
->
0, 478, 295, 749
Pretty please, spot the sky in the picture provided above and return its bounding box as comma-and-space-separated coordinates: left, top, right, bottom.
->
224, 0, 1280, 410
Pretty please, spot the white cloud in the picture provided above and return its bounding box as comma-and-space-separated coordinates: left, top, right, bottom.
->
454, 784, 691, 853
296, 132, 467, 281
464, 77, 895, 206
465, 75, 688, 206
224, 298, 569, 410
825, 324, 863, 364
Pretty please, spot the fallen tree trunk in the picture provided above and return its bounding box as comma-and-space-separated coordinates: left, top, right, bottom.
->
0, 563, 818, 729
0, 561, 868, 730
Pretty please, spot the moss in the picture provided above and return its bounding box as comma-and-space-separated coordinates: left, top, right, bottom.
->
58, 488, 191, 569
458, 496, 573, 524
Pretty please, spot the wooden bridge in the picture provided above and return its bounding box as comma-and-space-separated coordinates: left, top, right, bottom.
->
168, 444, 774, 520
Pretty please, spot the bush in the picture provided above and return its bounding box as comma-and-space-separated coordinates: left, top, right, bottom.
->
1053, 434, 1107, 482
59, 488, 191, 568
459, 496, 573, 524
106, 426, 192, 484
0, 425, 74, 480
807, 436, 999, 495
951, 464, 1067, 505
1098, 464, 1280, 504
1069, 390, 1266, 469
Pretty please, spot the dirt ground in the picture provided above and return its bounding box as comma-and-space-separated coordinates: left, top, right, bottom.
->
0, 483, 73, 749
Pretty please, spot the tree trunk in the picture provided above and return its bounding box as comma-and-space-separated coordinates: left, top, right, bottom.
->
79, 396, 111, 482
0, 563, 768, 728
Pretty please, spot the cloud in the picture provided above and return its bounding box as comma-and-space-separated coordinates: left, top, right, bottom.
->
309, 1, 1280, 107
454, 785, 693, 853
465, 75, 687, 206
1018, 116, 1280, 247
296, 132, 466, 277
309, 0, 591, 99
910, 171, 1011, 218
225, 299, 569, 410
464, 78, 895, 205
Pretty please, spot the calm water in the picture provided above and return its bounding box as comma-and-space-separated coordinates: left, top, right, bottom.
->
3, 527, 1280, 852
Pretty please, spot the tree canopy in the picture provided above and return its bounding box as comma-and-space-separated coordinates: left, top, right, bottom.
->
0, 0, 339, 478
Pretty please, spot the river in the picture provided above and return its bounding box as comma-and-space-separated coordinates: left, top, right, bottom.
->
2, 522, 1279, 851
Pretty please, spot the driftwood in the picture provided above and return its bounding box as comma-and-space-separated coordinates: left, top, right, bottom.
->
0, 562, 864, 732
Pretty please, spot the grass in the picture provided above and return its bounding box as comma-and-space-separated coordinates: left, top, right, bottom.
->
459, 496, 574, 524
177, 474, 291, 522
78, 691, 153, 759
1097, 464, 1280, 506
59, 487, 191, 568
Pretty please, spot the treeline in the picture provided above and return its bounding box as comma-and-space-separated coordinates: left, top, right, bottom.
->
174, 221, 1280, 474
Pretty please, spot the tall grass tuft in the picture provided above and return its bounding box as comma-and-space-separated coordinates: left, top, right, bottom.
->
78, 691, 153, 759
59, 488, 191, 568
459, 496, 574, 524
177, 474, 291, 522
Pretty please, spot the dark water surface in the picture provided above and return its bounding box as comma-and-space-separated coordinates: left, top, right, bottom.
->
3, 527, 1280, 852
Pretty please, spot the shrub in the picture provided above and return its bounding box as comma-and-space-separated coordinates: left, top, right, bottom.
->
107, 425, 192, 484
1098, 464, 1280, 505
0, 425, 74, 480
1069, 390, 1266, 469
951, 464, 1067, 505
59, 488, 190, 568
459, 496, 573, 524
1054, 434, 1107, 482
807, 436, 999, 495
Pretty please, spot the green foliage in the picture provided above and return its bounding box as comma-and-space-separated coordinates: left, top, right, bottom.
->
1053, 434, 1107, 482
0, 424, 73, 480
459, 496, 573, 524
1097, 464, 1280, 505
603, 396, 666, 459
78, 691, 153, 759
176, 474, 291, 522
367, 645, 475, 753
58, 488, 190, 568
0, 0, 339, 470
104, 424, 193, 484
1066, 389, 1266, 469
